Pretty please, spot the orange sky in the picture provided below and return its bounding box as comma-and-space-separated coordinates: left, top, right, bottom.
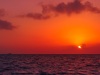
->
0, 0, 100, 54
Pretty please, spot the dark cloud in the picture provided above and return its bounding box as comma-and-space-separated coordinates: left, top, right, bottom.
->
0, 9, 16, 30
24, 13, 50, 20
49, 0, 100, 14
54, 0, 85, 14
0, 9, 5, 17
0, 20, 16, 30
21, 0, 100, 20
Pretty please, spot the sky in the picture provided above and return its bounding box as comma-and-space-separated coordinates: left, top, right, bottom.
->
0, 0, 100, 54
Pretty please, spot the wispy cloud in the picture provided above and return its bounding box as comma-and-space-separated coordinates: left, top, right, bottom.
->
20, 0, 100, 20
0, 20, 16, 30
20, 13, 51, 20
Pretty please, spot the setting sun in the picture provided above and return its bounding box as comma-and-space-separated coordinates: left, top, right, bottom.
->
78, 46, 82, 49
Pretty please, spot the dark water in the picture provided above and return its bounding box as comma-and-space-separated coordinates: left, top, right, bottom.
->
0, 54, 100, 75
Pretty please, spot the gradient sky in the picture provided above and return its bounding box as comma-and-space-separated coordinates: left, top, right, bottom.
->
0, 0, 100, 54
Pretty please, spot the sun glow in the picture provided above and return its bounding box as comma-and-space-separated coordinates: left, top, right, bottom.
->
66, 19, 97, 46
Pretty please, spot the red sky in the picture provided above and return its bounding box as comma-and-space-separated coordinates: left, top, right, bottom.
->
0, 0, 100, 54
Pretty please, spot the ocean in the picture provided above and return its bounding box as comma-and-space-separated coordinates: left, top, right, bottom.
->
0, 54, 100, 75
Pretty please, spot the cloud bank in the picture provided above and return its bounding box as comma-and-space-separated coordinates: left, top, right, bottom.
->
20, 0, 100, 20
0, 20, 16, 30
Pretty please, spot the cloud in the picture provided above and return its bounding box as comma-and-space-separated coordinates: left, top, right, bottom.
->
22, 13, 51, 20
0, 9, 5, 17
47, 0, 100, 14
21, 0, 100, 20
0, 9, 16, 30
84, 1, 100, 13
0, 20, 16, 30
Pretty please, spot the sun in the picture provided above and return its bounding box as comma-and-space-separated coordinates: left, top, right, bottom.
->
78, 45, 82, 49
